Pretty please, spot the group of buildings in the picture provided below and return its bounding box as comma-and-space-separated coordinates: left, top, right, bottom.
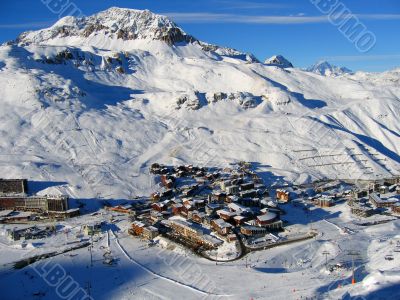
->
349, 177, 400, 217
0, 179, 78, 222
128, 162, 287, 249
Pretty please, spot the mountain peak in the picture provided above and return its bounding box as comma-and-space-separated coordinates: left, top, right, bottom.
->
264, 55, 293, 68
17, 7, 196, 46
307, 60, 352, 76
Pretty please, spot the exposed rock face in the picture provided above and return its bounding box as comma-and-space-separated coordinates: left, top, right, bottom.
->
176, 93, 201, 110
265, 55, 293, 68
201, 43, 260, 63
156, 27, 196, 46
204, 92, 261, 109
206, 92, 228, 103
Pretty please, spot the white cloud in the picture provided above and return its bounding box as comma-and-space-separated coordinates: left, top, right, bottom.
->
164, 12, 400, 24
165, 13, 329, 24
0, 21, 53, 29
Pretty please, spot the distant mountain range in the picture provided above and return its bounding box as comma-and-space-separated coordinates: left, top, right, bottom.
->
306, 60, 353, 76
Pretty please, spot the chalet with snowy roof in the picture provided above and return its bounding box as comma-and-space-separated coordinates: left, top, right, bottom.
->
256, 211, 279, 226
191, 211, 206, 224
240, 225, 269, 236
211, 218, 233, 236
181, 184, 199, 197
233, 215, 248, 226
130, 221, 146, 236
205, 203, 222, 216
217, 209, 236, 221
172, 203, 183, 215
228, 203, 251, 216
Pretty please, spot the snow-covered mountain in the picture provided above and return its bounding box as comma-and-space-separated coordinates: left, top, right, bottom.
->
307, 60, 353, 76
0, 7, 399, 200
16, 8, 195, 46
14, 7, 258, 63
264, 55, 293, 68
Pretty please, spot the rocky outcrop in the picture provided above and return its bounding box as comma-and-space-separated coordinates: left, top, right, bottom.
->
204, 92, 261, 109
265, 55, 293, 68
176, 92, 201, 110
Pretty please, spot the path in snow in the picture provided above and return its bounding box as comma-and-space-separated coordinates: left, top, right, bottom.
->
111, 230, 233, 298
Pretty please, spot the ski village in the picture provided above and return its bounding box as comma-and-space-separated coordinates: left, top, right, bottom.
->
0, 6, 400, 300
1, 162, 400, 299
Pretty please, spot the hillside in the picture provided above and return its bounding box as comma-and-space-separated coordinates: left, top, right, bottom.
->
0, 7, 399, 201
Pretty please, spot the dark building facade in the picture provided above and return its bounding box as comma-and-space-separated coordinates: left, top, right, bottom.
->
0, 195, 69, 213
0, 179, 28, 194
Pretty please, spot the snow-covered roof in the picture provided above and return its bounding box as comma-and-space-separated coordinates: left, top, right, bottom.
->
217, 209, 236, 217
228, 203, 248, 213
257, 212, 277, 222
213, 218, 233, 228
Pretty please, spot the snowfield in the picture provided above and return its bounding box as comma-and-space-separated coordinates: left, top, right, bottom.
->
0, 7, 399, 300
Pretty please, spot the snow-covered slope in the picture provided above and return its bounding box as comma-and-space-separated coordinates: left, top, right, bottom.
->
307, 60, 353, 76
0, 8, 399, 200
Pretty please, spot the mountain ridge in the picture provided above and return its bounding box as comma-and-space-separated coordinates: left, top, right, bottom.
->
0, 7, 399, 200
307, 60, 353, 76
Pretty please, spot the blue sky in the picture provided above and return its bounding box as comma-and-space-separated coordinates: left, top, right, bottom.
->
0, 0, 399, 71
